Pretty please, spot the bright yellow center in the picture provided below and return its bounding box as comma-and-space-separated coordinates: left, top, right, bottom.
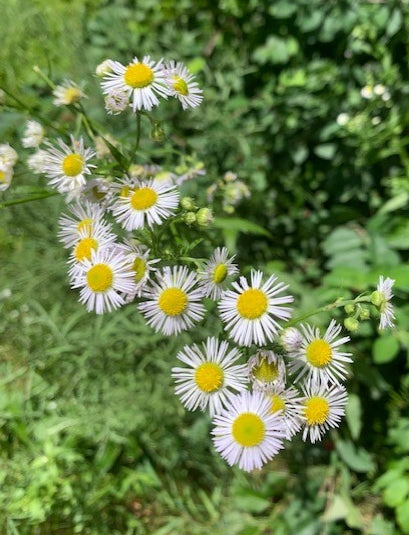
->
0, 171, 6, 183
76, 218, 93, 234
74, 237, 98, 261
253, 358, 279, 383
194, 362, 224, 392
64, 87, 82, 103
172, 76, 189, 96
212, 263, 228, 284
237, 288, 268, 319
132, 257, 146, 283
232, 413, 265, 447
86, 263, 113, 292
158, 288, 188, 316
130, 187, 158, 210
62, 153, 84, 177
270, 395, 286, 414
304, 397, 329, 425
306, 339, 332, 367
124, 63, 154, 88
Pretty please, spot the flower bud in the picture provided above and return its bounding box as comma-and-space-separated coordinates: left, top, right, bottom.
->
183, 212, 196, 225
344, 304, 355, 315
181, 197, 197, 211
96, 59, 114, 77
151, 122, 166, 143
370, 290, 383, 307
359, 307, 370, 320
196, 207, 213, 227
344, 317, 359, 332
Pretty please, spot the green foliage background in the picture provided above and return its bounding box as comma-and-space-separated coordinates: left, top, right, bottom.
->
1, 0, 409, 533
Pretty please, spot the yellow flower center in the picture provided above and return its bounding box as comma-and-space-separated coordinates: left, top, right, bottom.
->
237, 288, 268, 319
194, 362, 224, 392
86, 263, 113, 292
304, 397, 329, 425
62, 153, 84, 177
132, 257, 146, 283
212, 263, 228, 284
306, 339, 332, 367
130, 187, 158, 210
270, 394, 286, 414
124, 63, 154, 88
76, 218, 93, 234
172, 76, 189, 96
253, 358, 279, 383
158, 287, 188, 316
74, 237, 98, 262
0, 171, 6, 183
232, 413, 265, 447
64, 87, 82, 104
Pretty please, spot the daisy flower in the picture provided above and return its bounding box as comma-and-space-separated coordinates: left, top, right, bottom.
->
101, 56, 169, 112
0, 166, 13, 192
71, 248, 136, 314
280, 326, 303, 352
27, 149, 48, 174
212, 390, 286, 472
165, 61, 203, 110
119, 240, 159, 300
111, 177, 179, 230
218, 270, 293, 347
301, 380, 348, 443
53, 80, 85, 106
287, 320, 352, 385
199, 247, 238, 300
0, 144, 18, 168
43, 137, 96, 199
22, 121, 44, 148
172, 337, 248, 416
139, 265, 205, 335
373, 276, 395, 329
104, 89, 129, 115
248, 350, 286, 391
265, 384, 303, 440
82, 178, 113, 206
58, 201, 108, 248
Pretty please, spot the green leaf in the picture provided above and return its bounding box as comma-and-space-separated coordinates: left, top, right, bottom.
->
335, 439, 375, 473
321, 495, 348, 522
314, 143, 336, 160
397, 500, 409, 534
383, 477, 409, 508
386, 8, 402, 37
378, 192, 409, 215
346, 394, 362, 440
373, 336, 400, 364
214, 217, 272, 238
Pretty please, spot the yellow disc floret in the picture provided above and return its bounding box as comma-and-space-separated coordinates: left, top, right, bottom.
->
62, 153, 84, 177
306, 339, 332, 367
76, 218, 93, 234
86, 263, 113, 292
130, 187, 158, 210
304, 397, 330, 425
212, 263, 228, 284
74, 237, 98, 262
270, 395, 286, 414
124, 63, 154, 88
158, 287, 188, 316
237, 288, 268, 319
194, 362, 224, 393
172, 76, 189, 96
232, 412, 265, 447
64, 87, 82, 104
0, 171, 6, 183
132, 257, 146, 283
253, 358, 279, 383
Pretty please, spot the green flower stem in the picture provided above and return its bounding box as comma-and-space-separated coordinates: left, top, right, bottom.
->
286, 295, 372, 327
0, 191, 59, 208
33, 65, 56, 89
135, 113, 141, 152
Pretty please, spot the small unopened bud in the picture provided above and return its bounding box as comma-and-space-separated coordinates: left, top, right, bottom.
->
359, 307, 370, 320
344, 317, 359, 332
196, 207, 213, 227
183, 212, 196, 225
370, 290, 383, 307
96, 59, 114, 77
181, 197, 197, 211
344, 304, 355, 315
151, 122, 166, 143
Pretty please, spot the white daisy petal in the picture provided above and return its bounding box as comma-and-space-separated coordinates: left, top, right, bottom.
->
264, 384, 303, 440
198, 247, 238, 300
165, 61, 203, 110
376, 276, 396, 329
